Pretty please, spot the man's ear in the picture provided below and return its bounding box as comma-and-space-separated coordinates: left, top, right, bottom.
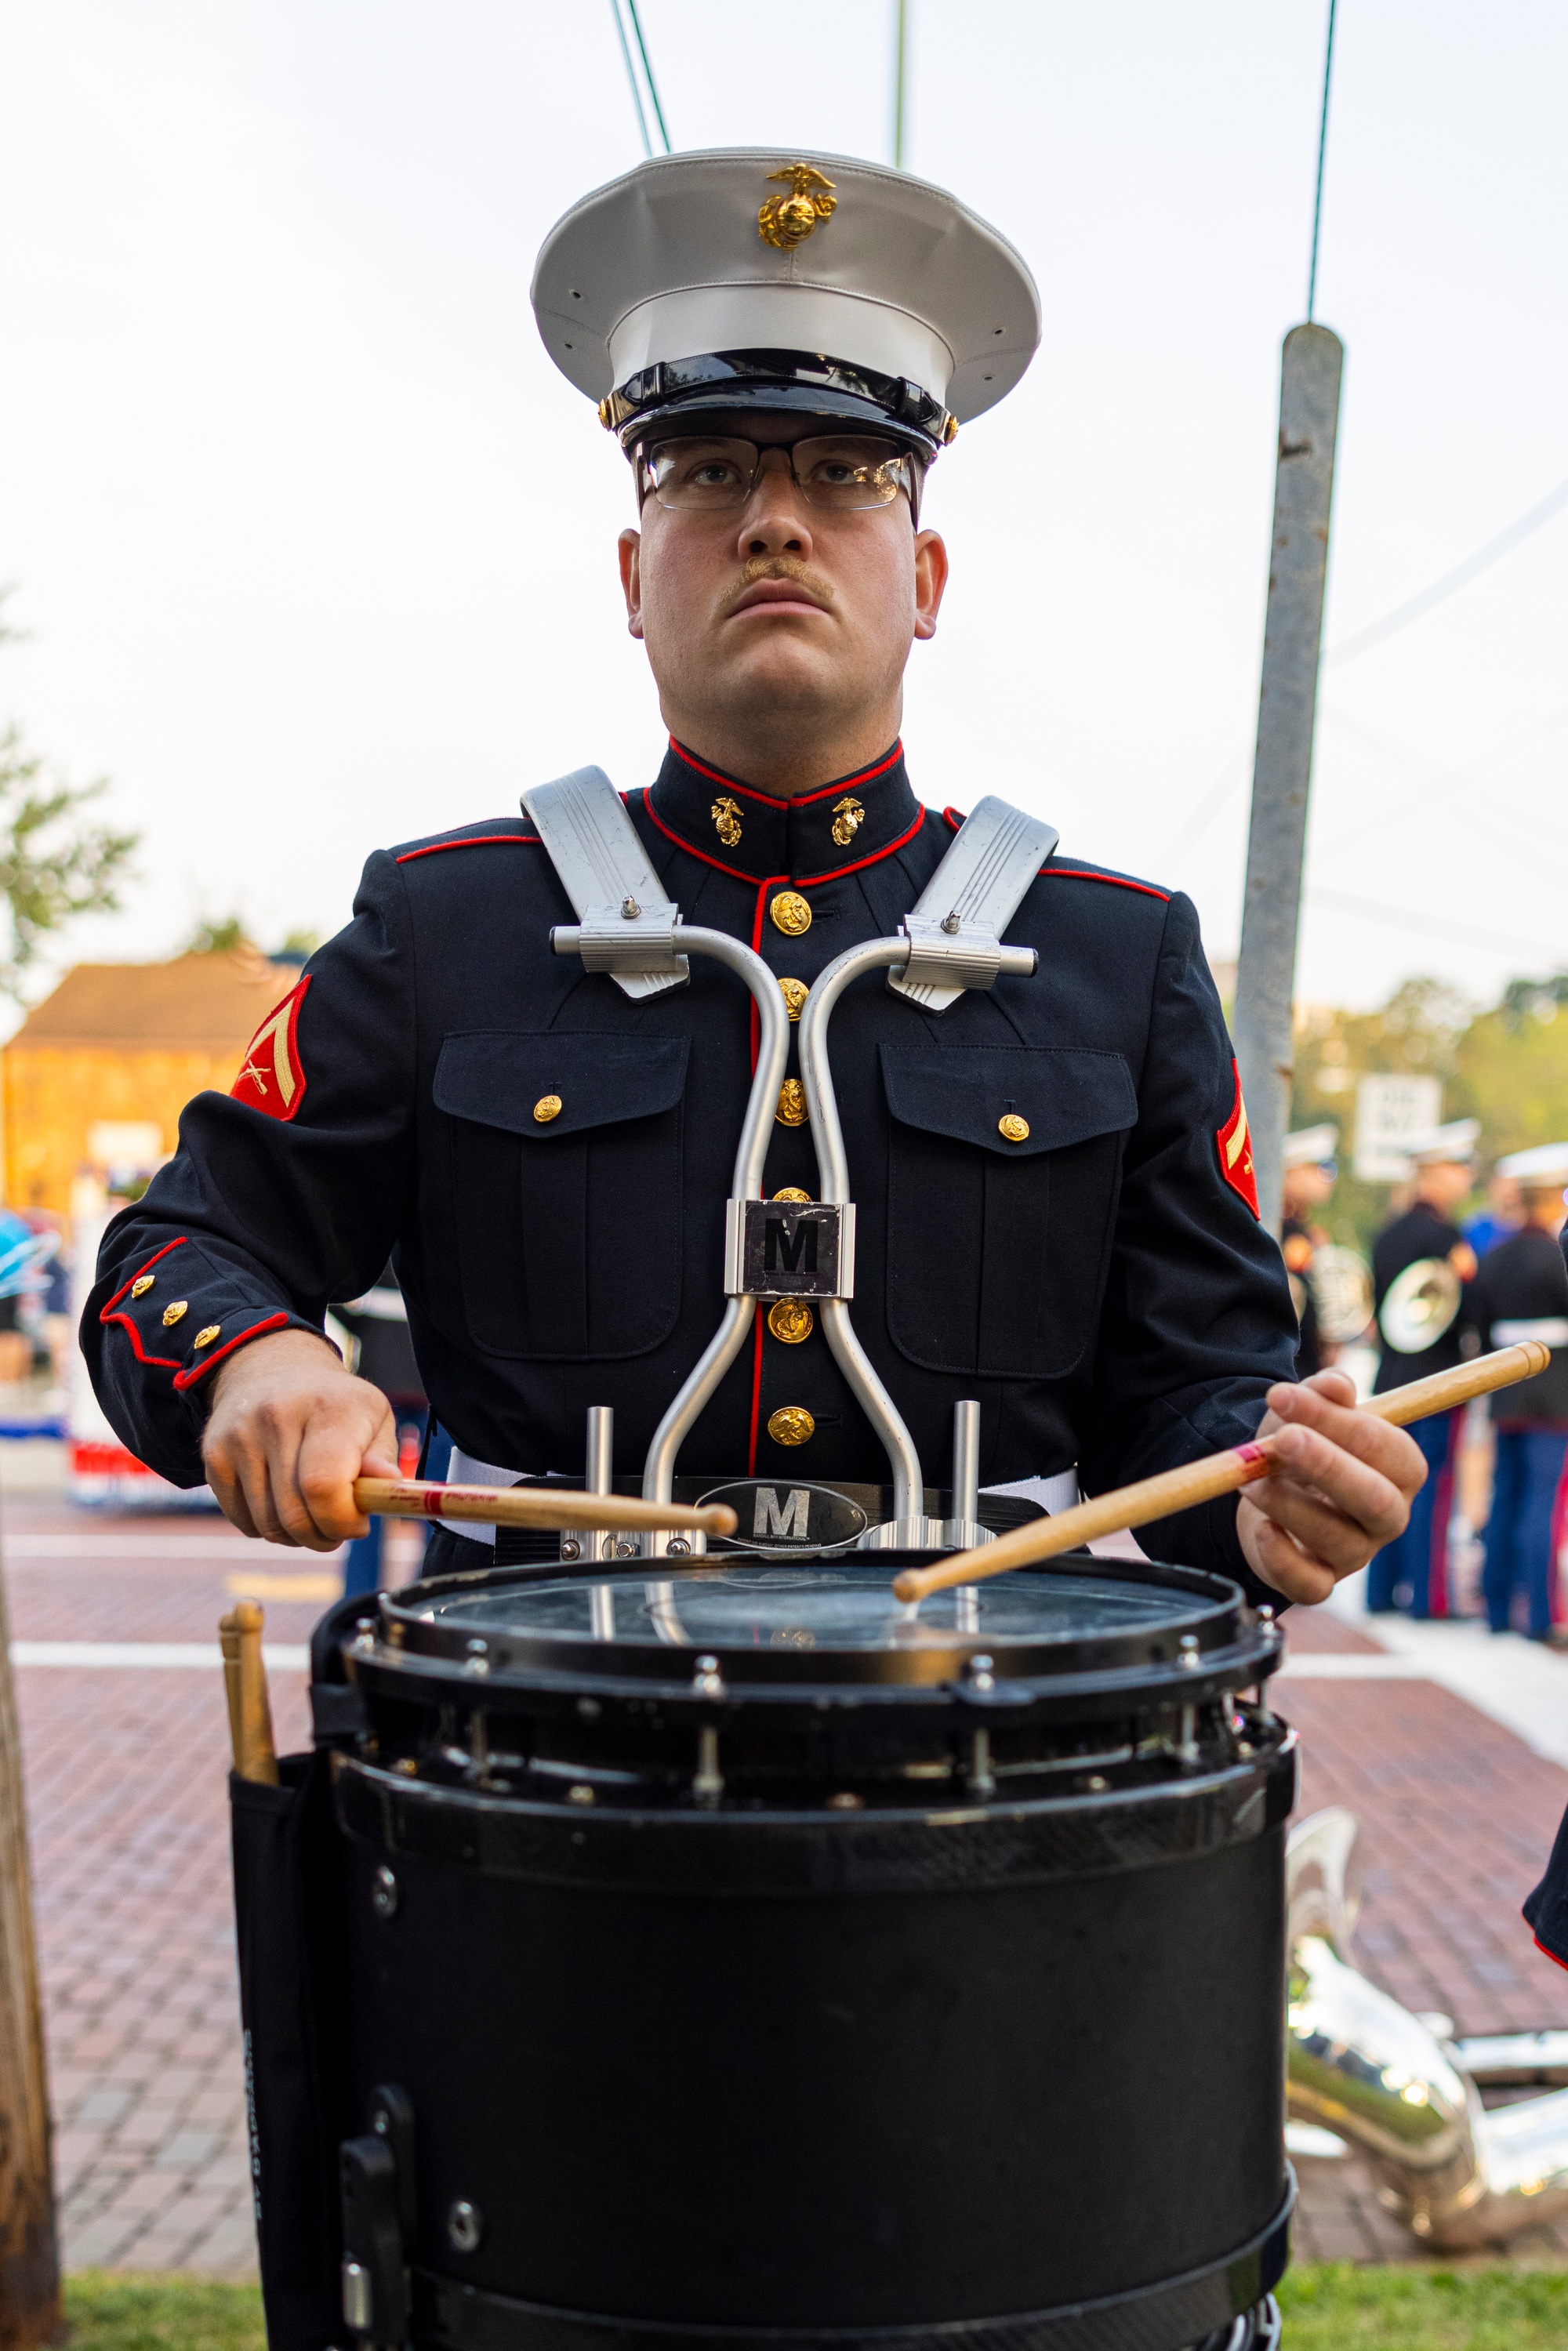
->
913, 529, 949, 642
619, 528, 644, 641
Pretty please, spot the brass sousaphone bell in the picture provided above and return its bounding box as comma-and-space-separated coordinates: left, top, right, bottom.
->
1379, 1255, 1461, 1355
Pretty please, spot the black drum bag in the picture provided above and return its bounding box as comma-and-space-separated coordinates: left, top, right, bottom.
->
230, 1750, 350, 2351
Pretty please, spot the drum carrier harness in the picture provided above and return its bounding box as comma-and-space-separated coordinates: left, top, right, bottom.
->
521, 765, 1058, 1555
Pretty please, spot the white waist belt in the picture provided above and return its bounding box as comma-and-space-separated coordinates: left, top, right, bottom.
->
1493, 1319, 1568, 1348
440, 1454, 1083, 1547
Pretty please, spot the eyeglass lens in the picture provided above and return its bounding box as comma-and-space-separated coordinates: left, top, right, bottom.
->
646, 436, 913, 513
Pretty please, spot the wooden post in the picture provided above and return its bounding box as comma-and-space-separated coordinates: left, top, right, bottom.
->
0, 1536, 60, 2349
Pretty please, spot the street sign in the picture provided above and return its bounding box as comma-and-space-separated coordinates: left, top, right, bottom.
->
1354, 1074, 1442, 1183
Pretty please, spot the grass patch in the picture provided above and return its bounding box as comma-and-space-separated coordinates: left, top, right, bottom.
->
64, 2274, 264, 2351
57, 2266, 1568, 2349
1279, 2263, 1568, 2345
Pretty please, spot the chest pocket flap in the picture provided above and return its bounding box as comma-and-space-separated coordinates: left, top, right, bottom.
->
434, 1032, 689, 1136
879, 1044, 1137, 1380
435, 1032, 690, 1361
880, 1045, 1136, 1155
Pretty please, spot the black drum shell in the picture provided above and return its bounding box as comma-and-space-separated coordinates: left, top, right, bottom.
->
334, 1749, 1294, 2335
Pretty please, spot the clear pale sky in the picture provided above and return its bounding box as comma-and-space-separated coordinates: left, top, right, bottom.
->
0, 1, 1563, 1018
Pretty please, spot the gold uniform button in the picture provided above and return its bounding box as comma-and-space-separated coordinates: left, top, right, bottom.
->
533, 1094, 563, 1124
779, 976, 809, 1022
772, 1186, 811, 1203
769, 890, 811, 937
767, 1406, 815, 1446
162, 1301, 188, 1327
768, 1298, 815, 1345
194, 1325, 222, 1348
998, 1113, 1031, 1143
775, 1079, 808, 1127
131, 1275, 155, 1298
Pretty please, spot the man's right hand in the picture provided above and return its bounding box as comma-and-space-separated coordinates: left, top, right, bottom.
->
202, 1327, 400, 1550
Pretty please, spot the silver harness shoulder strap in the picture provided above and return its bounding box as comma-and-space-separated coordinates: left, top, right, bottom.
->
797, 795, 1057, 1544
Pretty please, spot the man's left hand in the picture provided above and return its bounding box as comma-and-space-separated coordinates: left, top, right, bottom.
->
1236, 1369, 1427, 1605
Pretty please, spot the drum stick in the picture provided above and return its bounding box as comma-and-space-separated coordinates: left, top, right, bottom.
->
351, 1479, 738, 1538
218, 1608, 244, 1760
892, 1341, 1551, 1605
229, 1599, 280, 1785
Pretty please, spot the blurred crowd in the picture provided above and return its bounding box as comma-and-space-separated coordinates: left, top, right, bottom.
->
1281, 1121, 1568, 1640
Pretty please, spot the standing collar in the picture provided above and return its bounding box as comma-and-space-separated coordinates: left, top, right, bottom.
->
645, 738, 924, 884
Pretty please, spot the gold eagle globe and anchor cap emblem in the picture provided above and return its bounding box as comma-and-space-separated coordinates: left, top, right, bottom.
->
830, 796, 864, 848
711, 795, 743, 847
757, 164, 837, 252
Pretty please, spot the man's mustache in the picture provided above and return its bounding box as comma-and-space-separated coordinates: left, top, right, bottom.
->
720, 556, 837, 614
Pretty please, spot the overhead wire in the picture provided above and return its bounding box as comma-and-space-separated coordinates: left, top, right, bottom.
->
608, 0, 671, 159
1323, 477, 1568, 665
1305, 0, 1338, 321
625, 0, 672, 154
1305, 888, 1565, 964
608, 0, 652, 157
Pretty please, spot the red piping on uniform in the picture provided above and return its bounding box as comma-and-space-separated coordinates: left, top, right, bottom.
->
99, 1313, 182, 1371
395, 834, 539, 863
1042, 867, 1171, 903
747, 1304, 765, 1475
749, 876, 787, 1068
942, 807, 964, 831
1534, 1933, 1568, 1975
795, 806, 925, 883
644, 784, 924, 884
643, 794, 759, 883
172, 1313, 292, 1392
668, 738, 903, 804
100, 1236, 189, 1317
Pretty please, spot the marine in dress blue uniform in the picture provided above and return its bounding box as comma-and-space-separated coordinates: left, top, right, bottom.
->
80, 150, 1312, 1615
82, 147, 1432, 2351
1472, 1143, 1568, 1641
1523, 1206, 1568, 1972
83, 736, 1298, 1600
1366, 1120, 1480, 1617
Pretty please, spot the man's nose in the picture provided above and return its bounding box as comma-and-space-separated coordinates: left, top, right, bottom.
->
735, 448, 814, 561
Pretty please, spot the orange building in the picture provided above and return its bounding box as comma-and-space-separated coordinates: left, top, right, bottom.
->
2, 949, 296, 1215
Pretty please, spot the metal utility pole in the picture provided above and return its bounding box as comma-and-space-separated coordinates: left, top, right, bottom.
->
1232, 321, 1343, 1233
0, 1538, 60, 2350
893, 0, 910, 167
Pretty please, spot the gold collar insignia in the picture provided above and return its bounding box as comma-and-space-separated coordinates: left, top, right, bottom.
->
711, 795, 743, 847
830, 795, 865, 847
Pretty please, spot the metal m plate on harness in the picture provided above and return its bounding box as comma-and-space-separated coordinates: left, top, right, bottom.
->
522, 765, 688, 1000
888, 794, 1059, 1013
724, 1199, 855, 1300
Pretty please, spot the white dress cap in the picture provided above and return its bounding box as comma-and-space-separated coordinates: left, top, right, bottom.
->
1283, 1124, 1338, 1168
532, 149, 1040, 450
1403, 1118, 1480, 1166
1497, 1141, 1568, 1185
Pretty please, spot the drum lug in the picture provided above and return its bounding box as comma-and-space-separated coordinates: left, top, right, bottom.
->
339, 2121, 412, 2349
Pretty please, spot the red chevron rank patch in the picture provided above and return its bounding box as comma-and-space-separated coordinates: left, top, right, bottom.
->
231, 978, 310, 1122
1217, 1060, 1259, 1217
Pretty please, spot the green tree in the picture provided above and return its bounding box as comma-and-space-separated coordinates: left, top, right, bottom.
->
0, 606, 139, 1001
184, 915, 250, 955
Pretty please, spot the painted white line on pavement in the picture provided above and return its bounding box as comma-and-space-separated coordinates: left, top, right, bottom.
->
2, 1536, 345, 1560
1275, 1654, 1431, 1678
10, 1642, 311, 1670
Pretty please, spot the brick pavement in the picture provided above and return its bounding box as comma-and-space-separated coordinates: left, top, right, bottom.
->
7, 1486, 1568, 2275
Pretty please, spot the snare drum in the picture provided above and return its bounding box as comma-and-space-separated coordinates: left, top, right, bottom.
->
324, 1550, 1294, 2351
